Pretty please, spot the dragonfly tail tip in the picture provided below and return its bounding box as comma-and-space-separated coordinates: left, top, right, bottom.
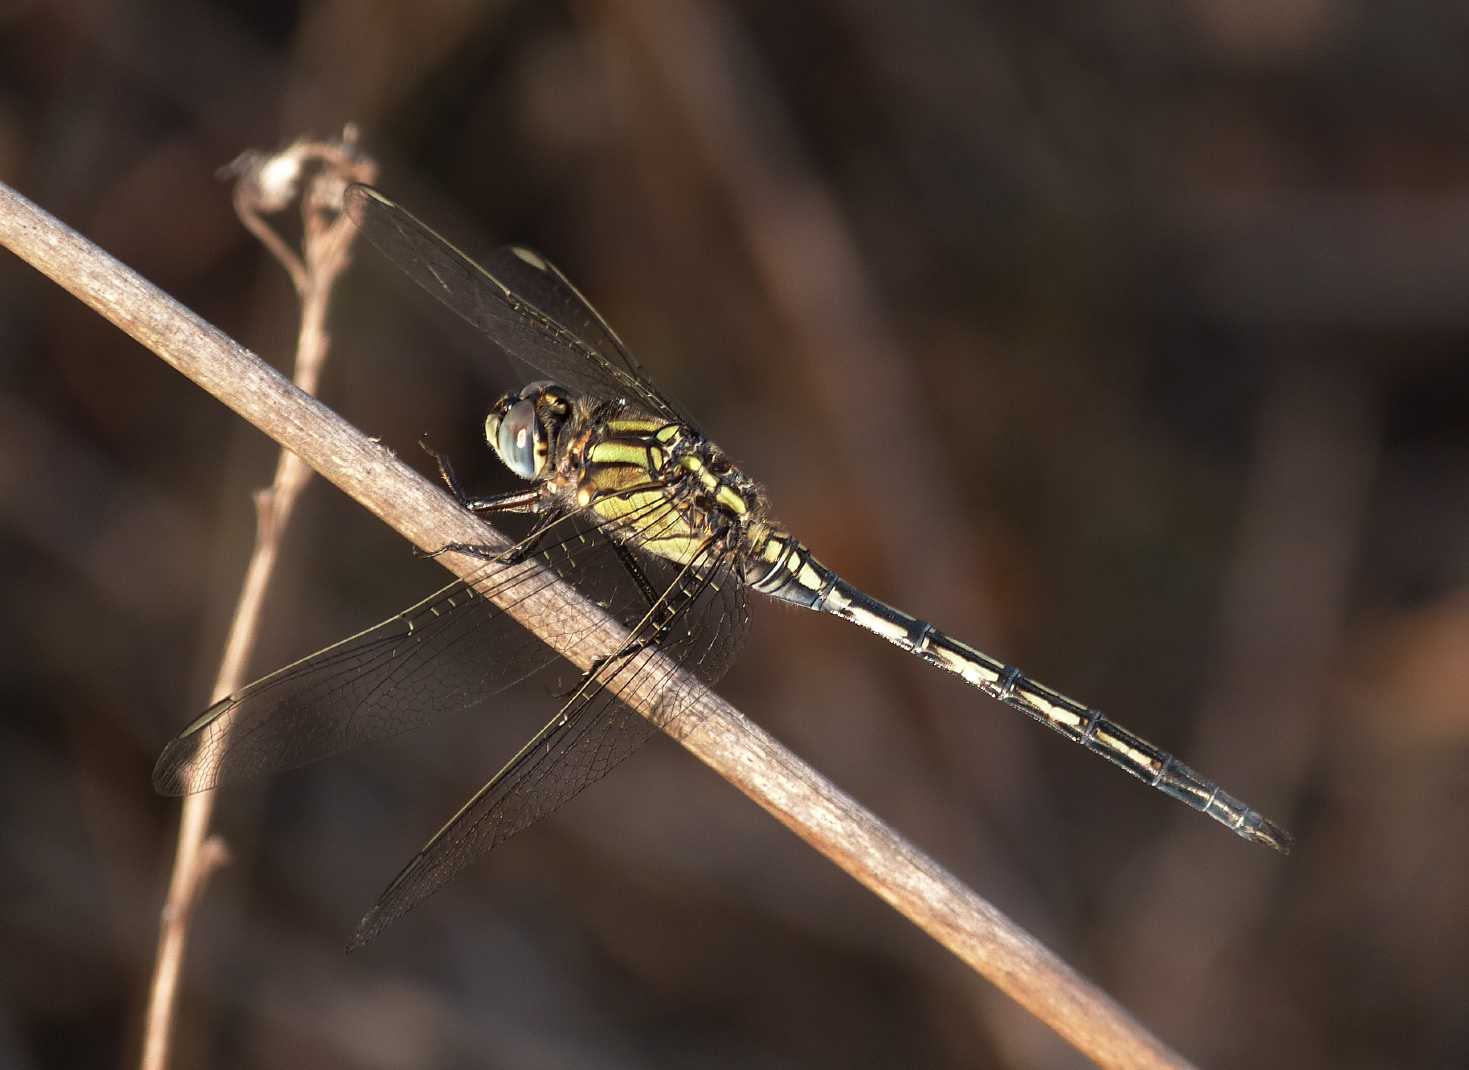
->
1240, 811, 1294, 855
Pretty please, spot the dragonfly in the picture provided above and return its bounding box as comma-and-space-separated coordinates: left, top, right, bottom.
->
155, 184, 1292, 949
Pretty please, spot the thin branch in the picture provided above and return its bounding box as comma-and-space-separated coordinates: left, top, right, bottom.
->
0, 177, 1192, 1070
134, 130, 377, 1070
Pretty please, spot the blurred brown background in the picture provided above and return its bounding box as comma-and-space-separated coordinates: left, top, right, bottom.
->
3, 2, 1467, 1067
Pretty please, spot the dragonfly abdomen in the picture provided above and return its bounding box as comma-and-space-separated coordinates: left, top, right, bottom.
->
743, 531, 833, 608
754, 549, 1293, 853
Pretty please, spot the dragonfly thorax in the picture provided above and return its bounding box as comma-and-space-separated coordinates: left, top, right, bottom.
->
515, 391, 779, 572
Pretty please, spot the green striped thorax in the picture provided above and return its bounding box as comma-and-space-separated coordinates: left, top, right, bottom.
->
483, 382, 790, 579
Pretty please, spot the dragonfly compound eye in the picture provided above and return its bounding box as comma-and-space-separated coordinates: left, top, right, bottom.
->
493, 398, 544, 480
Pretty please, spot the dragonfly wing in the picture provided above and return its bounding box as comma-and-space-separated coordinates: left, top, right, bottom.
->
152, 506, 643, 795
482, 243, 694, 423
344, 184, 696, 428
153, 556, 566, 795
349, 539, 748, 948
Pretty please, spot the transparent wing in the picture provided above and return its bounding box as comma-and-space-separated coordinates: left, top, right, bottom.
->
344, 184, 697, 428
153, 518, 603, 795
152, 490, 694, 795
152, 483, 750, 946
349, 537, 748, 948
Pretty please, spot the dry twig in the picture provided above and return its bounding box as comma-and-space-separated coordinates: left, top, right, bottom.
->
129, 130, 378, 1070
0, 174, 1192, 1070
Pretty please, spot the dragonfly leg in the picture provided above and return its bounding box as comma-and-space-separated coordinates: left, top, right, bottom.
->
610, 538, 659, 610
461, 488, 542, 515
419, 436, 470, 503
419, 437, 542, 515
550, 580, 688, 699
553, 552, 715, 697
550, 639, 654, 700
419, 522, 551, 567
418, 541, 504, 563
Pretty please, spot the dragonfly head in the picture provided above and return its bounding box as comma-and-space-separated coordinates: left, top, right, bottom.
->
485, 381, 572, 481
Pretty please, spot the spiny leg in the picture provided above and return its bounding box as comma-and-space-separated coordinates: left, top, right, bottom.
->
562, 537, 724, 699
610, 538, 659, 610
413, 438, 550, 565
419, 436, 542, 515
